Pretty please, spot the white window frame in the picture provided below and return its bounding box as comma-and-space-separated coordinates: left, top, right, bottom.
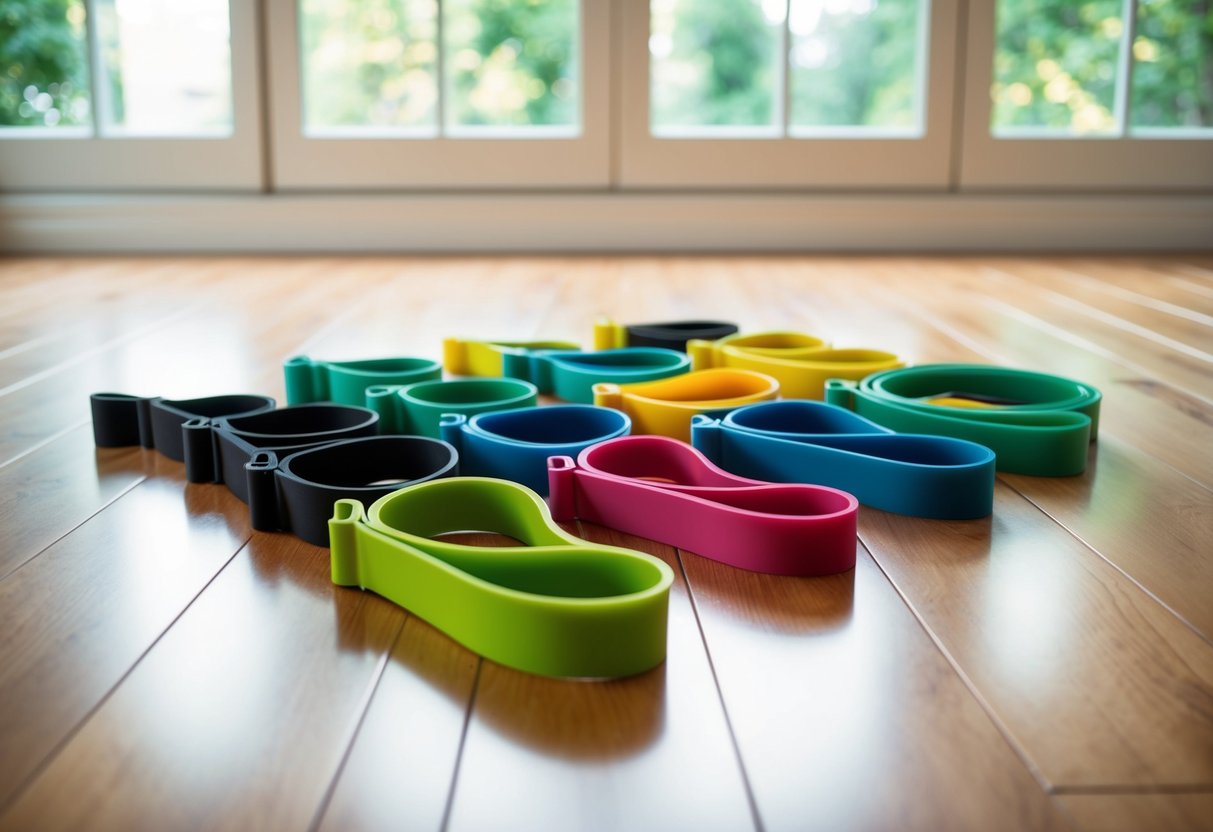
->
616, 0, 961, 189
0, 0, 263, 192
264, 0, 610, 189
959, 0, 1213, 190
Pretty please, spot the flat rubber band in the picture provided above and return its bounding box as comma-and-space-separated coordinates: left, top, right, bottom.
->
365, 378, 539, 437
548, 435, 858, 576
284, 355, 441, 406
246, 435, 458, 546
443, 338, 580, 377
441, 404, 630, 495
502, 347, 691, 404
183, 403, 380, 501
593, 319, 739, 351
90, 392, 276, 461
825, 364, 1101, 476
688, 330, 904, 400
592, 368, 779, 441
329, 477, 674, 678
692, 400, 996, 519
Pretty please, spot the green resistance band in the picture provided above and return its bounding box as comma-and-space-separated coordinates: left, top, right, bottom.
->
825, 364, 1101, 476
284, 355, 441, 406
329, 477, 674, 679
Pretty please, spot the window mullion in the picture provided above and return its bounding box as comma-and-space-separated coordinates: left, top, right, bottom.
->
1112, 0, 1140, 138
437, 0, 448, 137
83, 0, 109, 137
780, 0, 791, 137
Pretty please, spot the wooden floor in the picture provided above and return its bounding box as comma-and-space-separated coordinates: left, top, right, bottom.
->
0, 255, 1211, 832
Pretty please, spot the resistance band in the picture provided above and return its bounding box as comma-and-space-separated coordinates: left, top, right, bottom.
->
593, 368, 779, 441
593, 319, 739, 352
688, 330, 903, 400
441, 404, 630, 495
825, 364, 1101, 476
501, 347, 690, 404
692, 400, 995, 519
329, 477, 674, 678
284, 355, 441, 406
548, 436, 858, 576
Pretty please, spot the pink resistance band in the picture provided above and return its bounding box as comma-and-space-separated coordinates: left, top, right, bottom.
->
547, 436, 859, 576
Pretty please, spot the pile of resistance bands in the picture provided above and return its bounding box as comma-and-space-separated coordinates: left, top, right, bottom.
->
90, 318, 1101, 679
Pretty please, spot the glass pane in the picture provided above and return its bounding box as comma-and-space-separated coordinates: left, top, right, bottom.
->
300, 0, 438, 133
444, 0, 578, 131
1131, 0, 1213, 130
0, 0, 91, 128
650, 0, 784, 133
94, 0, 232, 135
789, 0, 923, 132
991, 0, 1122, 135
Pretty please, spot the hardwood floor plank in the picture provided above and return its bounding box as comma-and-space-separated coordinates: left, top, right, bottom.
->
774, 262, 1213, 639
0, 532, 406, 832
0, 427, 148, 579
857, 485, 1213, 788
0, 463, 251, 808
314, 618, 477, 832
0, 259, 345, 465
1059, 793, 1213, 832
443, 526, 757, 832
0, 255, 1208, 831
679, 544, 1069, 831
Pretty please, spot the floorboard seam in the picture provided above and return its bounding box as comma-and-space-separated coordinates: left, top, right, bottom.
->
856, 537, 1056, 795
676, 549, 766, 832
0, 537, 252, 819
306, 612, 410, 832
438, 659, 483, 832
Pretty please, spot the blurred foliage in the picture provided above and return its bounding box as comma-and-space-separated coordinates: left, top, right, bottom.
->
302, 0, 439, 129
1132, 0, 1213, 127
790, 0, 920, 128
652, 0, 778, 127
3, 0, 1209, 132
0, 0, 89, 127
447, 0, 576, 126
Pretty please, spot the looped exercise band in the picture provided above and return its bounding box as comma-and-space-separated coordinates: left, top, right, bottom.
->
691, 400, 996, 519
329, 477, 674, 678
182, 403, 380, 501
365, 378, 538, 438
245, 435, 458, 546
548, 436, 857, 576
824, 364, 1101, 476
592, 368, 780, 441
90, 392, 276, 461
501, 347, 691, 404
688, 331, 903, 400
440, 404, 630, 495
284, 355, 441, 406
443, 337, 580, 377
593, 319, 739, 352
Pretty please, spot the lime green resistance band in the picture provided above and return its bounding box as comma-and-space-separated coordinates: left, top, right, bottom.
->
329, 477, 674, 678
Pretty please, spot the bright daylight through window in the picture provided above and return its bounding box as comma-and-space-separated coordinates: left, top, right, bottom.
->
1, 0, 232, 136
992, 0, 1213, 135
299, 0, 579, 136
649, 0, 925, 136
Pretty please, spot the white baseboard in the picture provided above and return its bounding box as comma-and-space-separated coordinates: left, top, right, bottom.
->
1, 192, 1211, 253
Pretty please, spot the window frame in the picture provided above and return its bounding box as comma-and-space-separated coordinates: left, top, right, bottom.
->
616, 0, 961, 189
958, 0, 1213, 191
263, 0, 611, 190
0, 0, 263, 192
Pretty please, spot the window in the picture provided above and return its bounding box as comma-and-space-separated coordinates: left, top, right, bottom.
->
619, 0, 958, 187
960, 0, 1213, 189
265, 0, 608, 188
1, 0, 1209, 195
0, 0, 261, 190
